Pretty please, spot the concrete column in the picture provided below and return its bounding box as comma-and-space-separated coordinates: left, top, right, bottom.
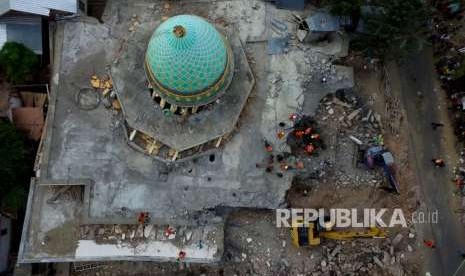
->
191, 106, 199, 114
171, 150, 179, 161
148, 141, 160, 155
215, 137, 223, 148
160, 98, 166, 109
181, 108, 189, 116
151, 91, 157, 99
129, 129, 137, 141
170, 104, 178, 113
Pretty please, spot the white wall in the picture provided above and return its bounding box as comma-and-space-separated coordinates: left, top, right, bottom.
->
0, 24, 6, 50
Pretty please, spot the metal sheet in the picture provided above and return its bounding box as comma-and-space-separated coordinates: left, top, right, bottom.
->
2, 0, 77, 17
275, 0, 305, 10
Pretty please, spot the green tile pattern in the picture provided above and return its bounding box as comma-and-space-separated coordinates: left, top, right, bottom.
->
146, 15, 228, 94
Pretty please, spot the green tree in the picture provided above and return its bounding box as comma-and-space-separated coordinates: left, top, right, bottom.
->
324, 0, 363, 17
355, 0, 431, 60
0, 42, 38, 84
0, 120, 29, 211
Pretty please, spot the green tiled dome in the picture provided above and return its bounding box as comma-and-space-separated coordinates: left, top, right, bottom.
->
145, 15, 233, 107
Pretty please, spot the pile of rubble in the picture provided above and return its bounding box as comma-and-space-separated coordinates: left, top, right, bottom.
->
309, 230, 417, 276
299, 90, 387, 188
303, 52, 338, 84
319, 91, 383, 138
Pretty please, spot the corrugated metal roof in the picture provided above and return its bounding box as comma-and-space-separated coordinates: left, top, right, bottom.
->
1, 0, 76, 17
306, 11, 341, 32
0, 12, 42, 24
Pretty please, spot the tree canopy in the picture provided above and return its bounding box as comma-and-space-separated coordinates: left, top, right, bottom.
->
0, 42, 38, 84
324, 0, 363, 17
0, 120, 29, 211
358, 0, 432, 60
324, 0, 432, 60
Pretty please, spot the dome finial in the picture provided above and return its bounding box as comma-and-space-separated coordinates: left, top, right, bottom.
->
173, 25, 186, 38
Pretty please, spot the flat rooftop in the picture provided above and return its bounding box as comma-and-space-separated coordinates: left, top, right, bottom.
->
19, 0, 353, 263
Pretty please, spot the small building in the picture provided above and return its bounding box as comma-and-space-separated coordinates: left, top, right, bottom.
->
305, 10, 341, 42
0, 0, 78, 63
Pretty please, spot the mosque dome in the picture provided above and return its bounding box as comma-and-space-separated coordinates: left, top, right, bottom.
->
144, 15, 233, 107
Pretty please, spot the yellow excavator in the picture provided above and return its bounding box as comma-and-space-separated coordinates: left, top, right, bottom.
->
290, 219, 387, 247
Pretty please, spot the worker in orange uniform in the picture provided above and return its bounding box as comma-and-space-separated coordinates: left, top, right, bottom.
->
277, 130, 285, 140
294, 130, 305, 138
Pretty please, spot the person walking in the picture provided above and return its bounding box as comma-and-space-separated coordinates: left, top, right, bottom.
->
431, 122, 445, 130
431, 158, 445, 167
423, 239, 436, 249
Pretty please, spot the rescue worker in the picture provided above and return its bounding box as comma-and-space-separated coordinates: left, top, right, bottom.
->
431, 122, 444, 130
264, 140, 273, 152
423, 239, 436, 249
431, 158, 445, 167
137, 212, 146, 225
294, 130, 305, 138
164, 226, 176, 237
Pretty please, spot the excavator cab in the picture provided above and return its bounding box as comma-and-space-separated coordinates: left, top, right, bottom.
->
291, 218, 331, 247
